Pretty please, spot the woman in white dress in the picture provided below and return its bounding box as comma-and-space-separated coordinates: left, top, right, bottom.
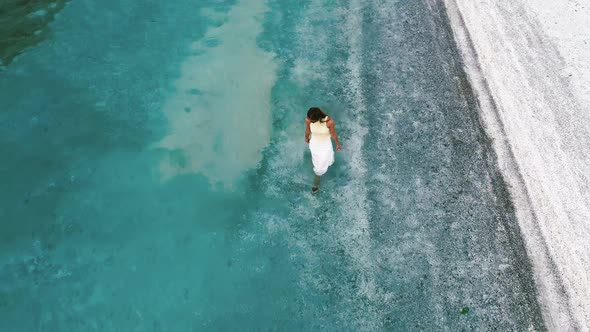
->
304, 107, 342, 194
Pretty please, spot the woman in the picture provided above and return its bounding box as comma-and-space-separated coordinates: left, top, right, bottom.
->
305, 107, 342, 194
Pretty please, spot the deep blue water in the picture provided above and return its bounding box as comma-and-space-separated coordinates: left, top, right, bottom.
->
1, 0, 545, 330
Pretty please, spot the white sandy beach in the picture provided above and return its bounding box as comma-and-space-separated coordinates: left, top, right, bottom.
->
444, 0, 590, 330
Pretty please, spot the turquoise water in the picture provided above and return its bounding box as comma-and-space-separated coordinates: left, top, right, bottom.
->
1, 0, 546, 330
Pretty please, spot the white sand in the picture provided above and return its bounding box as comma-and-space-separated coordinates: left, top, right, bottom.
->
444, 0, 590, 330
528, 0, 590, 106
157, 0, 277, 188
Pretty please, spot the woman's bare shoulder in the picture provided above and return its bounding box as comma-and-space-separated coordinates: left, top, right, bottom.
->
326, 117, 335, 126
305, 117, 311, 124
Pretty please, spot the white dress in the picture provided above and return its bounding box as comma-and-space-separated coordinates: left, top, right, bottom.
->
309, 117, 334, 176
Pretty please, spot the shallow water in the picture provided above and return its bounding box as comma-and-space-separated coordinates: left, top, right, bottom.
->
0, 0, 545, 330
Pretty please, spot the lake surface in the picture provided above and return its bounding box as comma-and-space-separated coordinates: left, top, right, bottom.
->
0, 0, 545, 330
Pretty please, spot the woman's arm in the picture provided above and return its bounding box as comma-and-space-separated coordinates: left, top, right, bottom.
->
327, 119, 342, 151
305, 118, 311, 143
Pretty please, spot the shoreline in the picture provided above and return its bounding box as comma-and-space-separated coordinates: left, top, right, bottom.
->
443, 0, 590, 330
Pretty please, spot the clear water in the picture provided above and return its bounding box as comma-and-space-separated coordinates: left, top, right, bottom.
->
0, 0, 546, 330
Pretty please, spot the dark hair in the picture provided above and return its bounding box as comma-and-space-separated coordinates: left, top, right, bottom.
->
307, 107, 327, 122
